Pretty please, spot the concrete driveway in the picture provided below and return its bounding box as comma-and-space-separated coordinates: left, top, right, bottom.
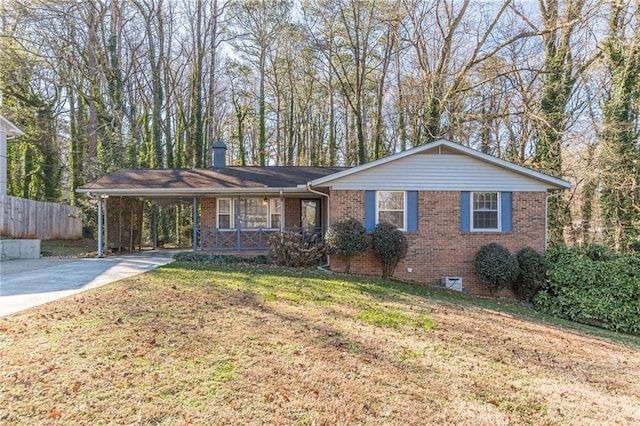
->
0, 251, 179, 317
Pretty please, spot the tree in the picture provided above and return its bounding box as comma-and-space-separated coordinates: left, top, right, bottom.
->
599, 0, 640, 252
523, 0, 600, 244
228, 0, 292, 166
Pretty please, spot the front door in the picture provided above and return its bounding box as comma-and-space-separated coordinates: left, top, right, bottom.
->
301, 199, 321, 233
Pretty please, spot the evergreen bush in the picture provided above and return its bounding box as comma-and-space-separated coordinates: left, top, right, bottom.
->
173, 252, 270, 264
534, 245, 640, 335
325, 217, 369, 273
372, 222, 408, 279
474, 243, 519, 295
514, 247, 546, 301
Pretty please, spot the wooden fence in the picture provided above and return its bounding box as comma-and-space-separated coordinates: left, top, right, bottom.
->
0, 195, 82, 239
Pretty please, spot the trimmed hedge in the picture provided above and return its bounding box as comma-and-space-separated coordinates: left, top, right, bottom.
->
514, 247, 546, 302
325, 217, 369, 273
372, 222, 408, 279
173, 252, 270, 264
534, 245, 640, 335
474, 243, 519, 295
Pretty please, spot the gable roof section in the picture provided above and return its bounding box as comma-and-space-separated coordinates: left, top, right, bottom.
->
0, 115, 24, 137
307, 139, 572, 191
77, 166, 347, 197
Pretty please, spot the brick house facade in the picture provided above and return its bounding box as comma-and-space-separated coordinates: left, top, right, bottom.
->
328, 190, 546, 295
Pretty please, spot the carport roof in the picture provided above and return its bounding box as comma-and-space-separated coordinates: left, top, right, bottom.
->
77, 166, 347, 197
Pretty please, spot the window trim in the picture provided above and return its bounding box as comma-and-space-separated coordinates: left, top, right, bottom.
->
375, 190, 407, 231
216, 198, 234, 230
269, 198, 282, 230
217, 197, 283, 230
470, 191, 501, 232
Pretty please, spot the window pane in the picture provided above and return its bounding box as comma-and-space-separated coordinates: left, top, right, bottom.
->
239, 198, 267, 228
270, 198, 281, 213
473, 192, 497, 210
218, 199, 231, 214
379, 210, 404, 229
218, 215, 231, 229
379, 191, 404, 210
473, 211, 498, 229
269, 199, 282, 228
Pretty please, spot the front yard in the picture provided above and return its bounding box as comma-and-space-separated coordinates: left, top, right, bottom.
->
1, 262, 639, 424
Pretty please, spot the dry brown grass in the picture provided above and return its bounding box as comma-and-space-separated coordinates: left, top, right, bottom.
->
1, 263, 639, 425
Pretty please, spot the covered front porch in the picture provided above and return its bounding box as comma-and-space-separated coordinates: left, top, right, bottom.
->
91, 191, 328, 256
195, 195, 324, 252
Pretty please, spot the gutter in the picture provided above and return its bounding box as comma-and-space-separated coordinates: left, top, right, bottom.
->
76, 186, 307, 197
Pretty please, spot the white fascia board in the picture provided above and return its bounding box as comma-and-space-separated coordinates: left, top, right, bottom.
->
0, 115, 25, 136
308, 138, 572, 190
76, 187, 310, 197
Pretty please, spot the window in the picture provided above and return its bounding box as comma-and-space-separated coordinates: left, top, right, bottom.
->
472, 192, 500, 230
217, 197, 283, 229
270, 198, 282, 229
217, 198, 233, 229
377, 191, 405, 230
239, 198, 268, 229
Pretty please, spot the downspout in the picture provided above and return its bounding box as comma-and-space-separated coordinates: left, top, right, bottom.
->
305, 181, 330, 226
545, 191, 563, 251
306, 181, 331, 271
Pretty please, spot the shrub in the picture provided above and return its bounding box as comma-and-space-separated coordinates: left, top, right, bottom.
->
372, 222, 408, 279
325, 217, 369, 273
269, 230, 325, 267
173, 252, 270, 264
534, 245, 640, 335
514, 247, 546, 302
474, 243, 519, 296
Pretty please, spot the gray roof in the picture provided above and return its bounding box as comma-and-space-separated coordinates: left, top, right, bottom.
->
77, 166, 347, 197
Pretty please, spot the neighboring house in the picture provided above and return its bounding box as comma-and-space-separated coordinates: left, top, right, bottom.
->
77, 139, 571, 295
0, 115, 25, 196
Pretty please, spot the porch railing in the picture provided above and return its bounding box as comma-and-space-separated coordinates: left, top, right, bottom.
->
196, 226, 322, 251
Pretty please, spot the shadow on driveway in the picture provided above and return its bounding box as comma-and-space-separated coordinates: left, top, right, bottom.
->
0, 250, 181, 317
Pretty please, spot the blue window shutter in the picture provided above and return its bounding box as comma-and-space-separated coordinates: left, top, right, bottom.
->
501, 192, 512, 232
407, 191, 418, 232
460, 192, 471, 232
365, 191, 376, 232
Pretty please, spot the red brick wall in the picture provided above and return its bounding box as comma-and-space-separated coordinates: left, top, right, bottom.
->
328, 190, 546, 296
285, 198, 300, 228
201, 198, 216, 228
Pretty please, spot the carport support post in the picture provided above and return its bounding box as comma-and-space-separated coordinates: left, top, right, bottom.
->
152, 203, 158, 249
192, 197, 198, 251
97, 195, 104, 258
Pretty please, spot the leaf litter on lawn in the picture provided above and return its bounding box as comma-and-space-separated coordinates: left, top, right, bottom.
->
1, 263, 639, 425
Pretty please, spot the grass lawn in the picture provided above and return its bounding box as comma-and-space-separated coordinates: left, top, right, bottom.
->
1, 262, 639, 425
